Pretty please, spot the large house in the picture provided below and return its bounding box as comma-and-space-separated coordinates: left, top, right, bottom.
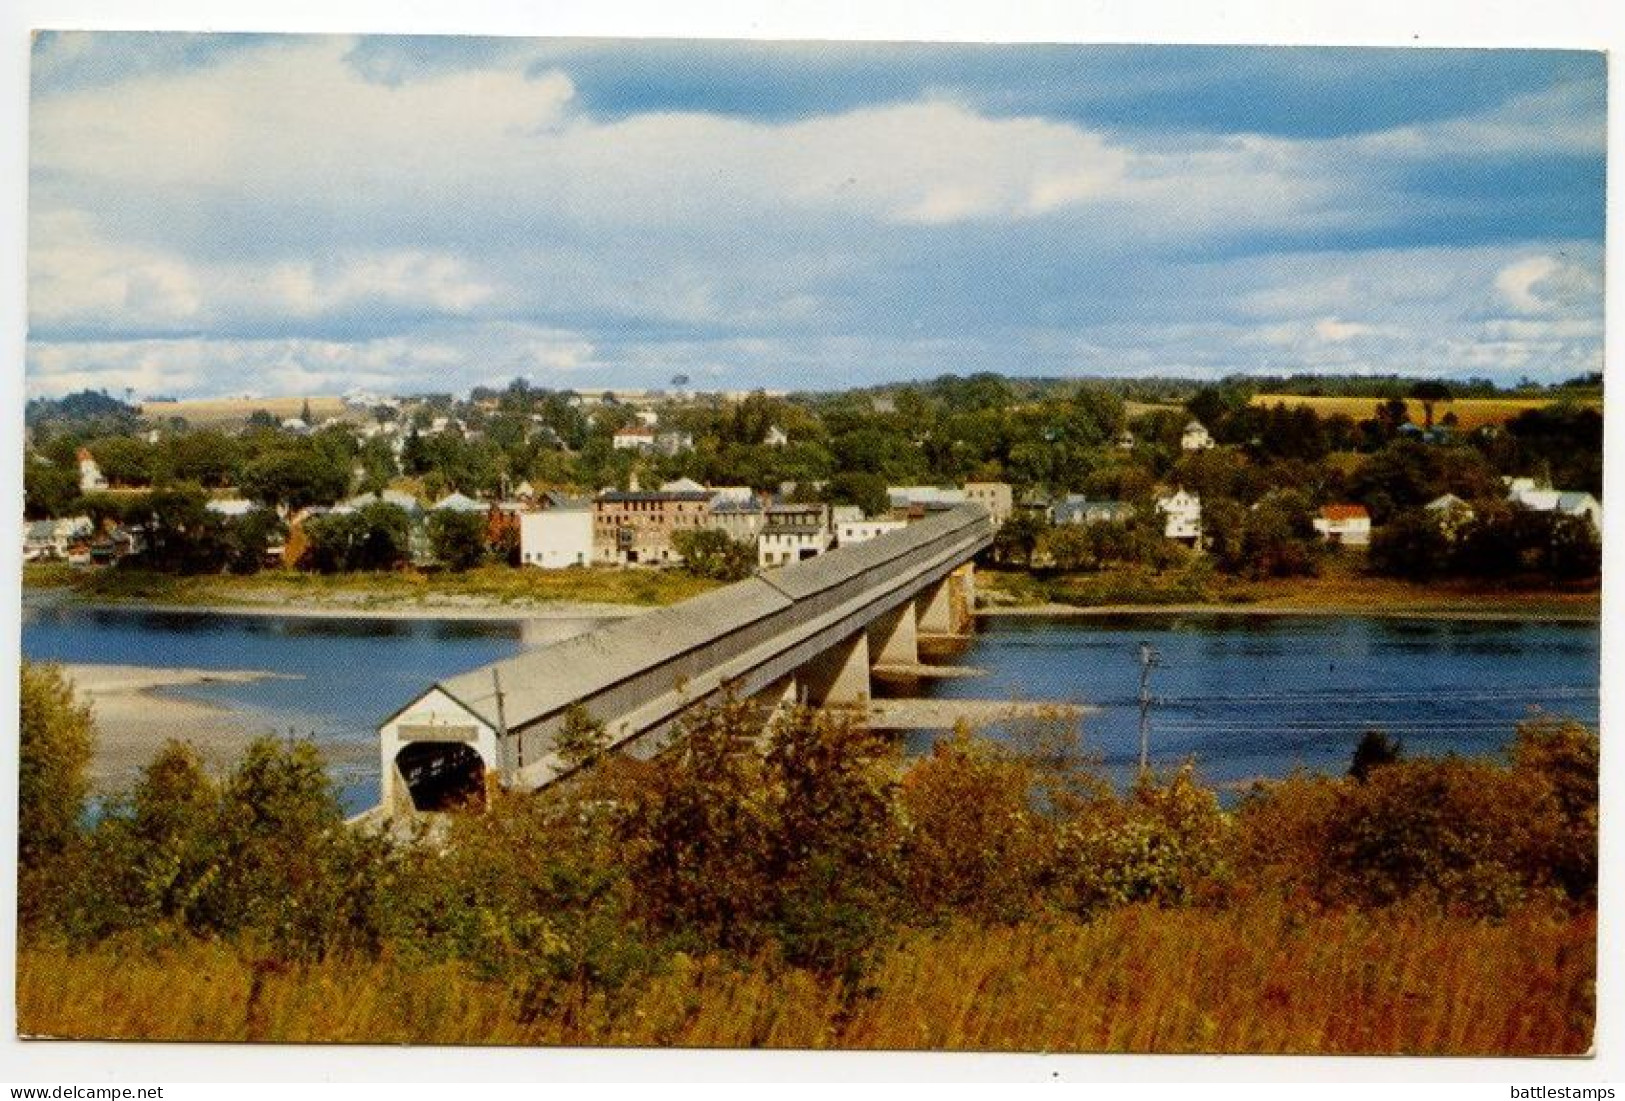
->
611, 425, 656, 451
1313, 504, 1372, 546
593, 488, 714, 565
758, 504, 832, 568
1156, 488, 1202, 544
836, 516, 907, 546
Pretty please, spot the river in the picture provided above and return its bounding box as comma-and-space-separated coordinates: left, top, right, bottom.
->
20, 600, 1600, 811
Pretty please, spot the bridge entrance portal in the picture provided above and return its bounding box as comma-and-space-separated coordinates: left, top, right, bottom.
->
395, 742, 487, 812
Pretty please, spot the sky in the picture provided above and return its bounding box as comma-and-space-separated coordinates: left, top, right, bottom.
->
24, 34, 1608, 399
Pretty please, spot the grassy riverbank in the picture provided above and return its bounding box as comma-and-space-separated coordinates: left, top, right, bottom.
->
23, 561, 721, 613
976, 555, 1601, 621
18, 900, 1593, 1052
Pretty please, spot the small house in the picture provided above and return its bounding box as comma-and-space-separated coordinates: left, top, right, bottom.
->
1313, 504, 1372, 546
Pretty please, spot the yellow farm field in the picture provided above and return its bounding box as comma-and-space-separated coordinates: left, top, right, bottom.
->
1250, 393, 1600, 432
140, 395, 351, 426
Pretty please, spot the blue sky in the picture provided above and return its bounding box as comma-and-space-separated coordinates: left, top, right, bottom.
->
25, 33, 1606, 398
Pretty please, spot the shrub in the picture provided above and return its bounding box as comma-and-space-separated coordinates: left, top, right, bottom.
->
1508, 717, 1598, 903
1053, 764, 1228, 915
18, 662, 96, 930
897, 730, 1049, 924
18, 662, 95, 874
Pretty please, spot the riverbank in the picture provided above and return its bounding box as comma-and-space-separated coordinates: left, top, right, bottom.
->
976, 563, 1601, 623
23, 562, 700, 620
55, 663, 340, 794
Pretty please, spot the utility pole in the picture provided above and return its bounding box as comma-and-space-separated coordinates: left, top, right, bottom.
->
1137, 642, 1161, 777
492, 667, 511, 768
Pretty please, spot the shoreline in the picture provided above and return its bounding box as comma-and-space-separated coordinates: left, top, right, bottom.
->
976, 600, 1601, 623
56, 664, 345, 795
25, 587, 649, 622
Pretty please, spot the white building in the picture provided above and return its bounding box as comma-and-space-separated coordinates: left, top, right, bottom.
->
764, 425, 789, 447
1312, 504, 1372, 546
1508, 486, 1602, 528
837, 517, 907, 546
612, 426, 655, 450
757, 504, 832, 568
1156, 488, 1202, 543
76, 448, 107, 492
1181, 420, 1214, 451
520, 508, 594, 569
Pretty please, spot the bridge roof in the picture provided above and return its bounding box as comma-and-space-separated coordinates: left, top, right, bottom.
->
757, 503, 987, 602
429, 503, 990, 734
435, 577, 792, 732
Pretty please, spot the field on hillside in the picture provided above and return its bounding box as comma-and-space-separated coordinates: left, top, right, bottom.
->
140, 395, 351, 426
1251, 393, 1600, 431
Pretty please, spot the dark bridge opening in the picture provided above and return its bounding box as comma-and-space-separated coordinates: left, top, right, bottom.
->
396, 742, 486, 812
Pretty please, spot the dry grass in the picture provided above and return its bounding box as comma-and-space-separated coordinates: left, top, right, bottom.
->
1250, 394, 1600, 432
140, 395, 351, 427
18, 901, 1594, 1053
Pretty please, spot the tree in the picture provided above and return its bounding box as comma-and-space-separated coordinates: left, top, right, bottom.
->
1367, 509, 1452, 581
225, 508, 287, 575
1408, 381, 1453, 430
24, 456, 80, 519
19, 662, 95, 874
671, 528, 755, 581
1349, 729, 1403, 782
826, 471, 890, 519
302, 503, 412, 573
427, 509, 488, 571
992, 511, 1048, 567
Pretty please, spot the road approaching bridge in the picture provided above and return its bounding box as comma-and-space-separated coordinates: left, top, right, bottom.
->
377, 503, 993, 817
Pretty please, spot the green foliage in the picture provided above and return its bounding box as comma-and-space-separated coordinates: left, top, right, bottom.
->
18, 662, 95, 876
1054, 765, 1228, 915
671, 527, 755, 581
427, 509, 489, 571
554, 703, 610, 771
64, 736, 391, 959
301, 502, 412, 573
1367, 509, 1453, 580
23, 456, 81, 519
621, 697, 777, 951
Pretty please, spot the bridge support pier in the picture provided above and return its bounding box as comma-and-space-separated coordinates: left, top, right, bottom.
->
800, 630, 871, 708
916, 576, 956, 635
868, 601, 920, 666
